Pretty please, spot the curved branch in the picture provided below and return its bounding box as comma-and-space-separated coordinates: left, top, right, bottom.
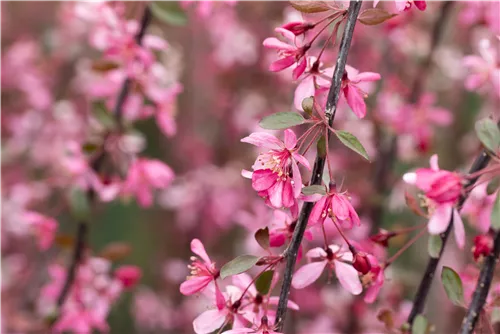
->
274, 1, 363, 331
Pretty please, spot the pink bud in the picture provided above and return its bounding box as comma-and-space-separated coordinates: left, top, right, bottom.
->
472, 234, 494, 262
281, 21, 314, 36
426, 172, 463, 204
370, 230, 396, 248
352, 252, 372, 275
115, 265, 142, 288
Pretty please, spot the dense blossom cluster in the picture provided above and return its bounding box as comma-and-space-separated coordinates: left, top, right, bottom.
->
2, 1, 500, 333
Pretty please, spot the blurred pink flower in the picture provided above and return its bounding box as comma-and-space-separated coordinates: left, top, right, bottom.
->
362, 255, 385, 303
341, 65, 381, 119
403, 154, 465, 248
462, 184, 496, 233
22, 211, 57, 250
294, 58, 333, 111
263, 28, 310, 79
375, 0, 426, 11
292, 245, 362, 295
115, 265, 142, 289
122, 158, 174, 207
463, 38, 500, 97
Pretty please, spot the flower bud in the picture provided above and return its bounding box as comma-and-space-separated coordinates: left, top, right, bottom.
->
281, 21, 314, 36
352, 251, 372, 275
426, 172, 463, 204
115, 265, 142, 289
472, 234, 494, 262
370, 230, 396, 248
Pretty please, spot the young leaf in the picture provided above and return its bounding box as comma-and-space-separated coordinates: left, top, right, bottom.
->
259, 112, 305, 130
428, 235, 442, 258
475, 118, 500, 153
441, 266, 465, 306
151, 2, 188, 26
334, 130, 370, 161
255, 227, 270, 250
302, 185, 327, 196
290, 0, 331, 13
491, 192, 500, 231
220, 255, 259, 279
69, 188, 90, 220
412, 315, 428, 334
358, 8, 397, 25
255, 270, 274, 295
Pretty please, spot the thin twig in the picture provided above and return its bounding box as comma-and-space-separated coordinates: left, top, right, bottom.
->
369, 1, 454, 231
460, 231, 500, 333
55, 4, 152, 312
274, 2, 363, 331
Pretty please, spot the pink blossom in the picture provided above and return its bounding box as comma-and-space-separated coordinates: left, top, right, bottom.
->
403, 154, 465, 248
242, 130, 310, 209
22, 211, 57, 250
462, 184, 496, 233
305, 183, 360, 229
122, 158, 174, 207
294, 58, 334, 111
375, 0, 426, 12
463, 38, 500, 97
292, 245, 363, 295
263, 28, 310, 79
341, 65, 381, 118
223, 315, 281, 334
180, 239, 224, 309
115, 265, 142, 289
362, 255, 385, 303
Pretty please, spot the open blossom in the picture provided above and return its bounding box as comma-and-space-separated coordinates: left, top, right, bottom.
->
294, 57, 334, 111
242, 130, 310, 209
22, 211, 57, 250
292, 245, 363, 295
463, 37, 500, 97
305, 183, 360, 229
180, 239, 224, 309
122, 158, 174, 207
403, 154, 465, 248
263, 28, 310, 79
341, 65, 381, 119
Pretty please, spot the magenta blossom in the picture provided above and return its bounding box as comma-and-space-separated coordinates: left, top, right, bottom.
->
263, 28, 310, 79
180, 239, 224, 310
403, 154, 465, 248
242, 130, 311, 209
23, 211, 57, 250
292, 245, 362, 295
305, 183, 360, 229
122, 158, 174, 207
341, 65, 381, 119
115, 265, 142, 289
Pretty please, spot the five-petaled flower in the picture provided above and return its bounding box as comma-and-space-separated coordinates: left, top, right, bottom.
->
242, 130, 311, 210
403, 154, 465, 248
292, 244, 363, 295
263, 28, 311, 79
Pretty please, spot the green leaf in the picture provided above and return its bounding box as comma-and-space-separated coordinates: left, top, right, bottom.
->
412, 315, 428, 334
358, 8, 397, 25
254, 227, 270, 250
69, 188, 90, 220
334, 130, 370, 161
255, 270, 274, 295
427, 235, 443, 258
259, 112, 305, 130
475, 118, 500, 153
290, 0, 331, 13
302, 185, 327, 196
491, 192, 500, 231
151, 1, 188, 26
92, 101, 116, 129
441, 266, 465, 306
220, 255, 259, 279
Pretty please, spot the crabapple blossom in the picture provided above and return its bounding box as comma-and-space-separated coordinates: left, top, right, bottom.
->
463, 37, 500, 97
292, 245, 363, 295
22, 211, 57, 251
403, 154, 466, 248
341, 65, 381, 119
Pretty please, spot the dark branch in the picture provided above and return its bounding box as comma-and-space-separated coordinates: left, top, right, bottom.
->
274, 2, 363, 331
460, 230, 500, 334
369, 1, 454, 231
55, 4, 152, 312
407, 149, 493, 325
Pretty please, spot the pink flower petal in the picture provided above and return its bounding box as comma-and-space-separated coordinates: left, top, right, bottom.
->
428, 204, 452, 234
269, 56, 295, 72
294, 76, 315, 111
350, 72, 381, 83
262, 37, 295, 51
334, 260, 362, 295
291, 160, 302, 198
282, 179, 295, 208
268, 179, 284, 208
429, 154, 439, 171
453, 209, 465, 249
308, 196, 328, 225
291, 260, 327, 289
180, 276, 213, 295
306, 247, 328, 259
191, 239, 211, 264
193, 309, 227, 334
284, 129, 297, 150
241, 132, 282, 150
252, 170, 276, 191
343, 85, 366, 119
293, 57, 307, 80
293, 152, 311, 170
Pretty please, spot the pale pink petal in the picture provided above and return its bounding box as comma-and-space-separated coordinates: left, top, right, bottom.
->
284, 129, 297, 150
294, 76, 315, 110
331, 195, 349, 220
429, 154, 439, 171
275, 27, 296, 42
343, 85, 366, 119
262, 37, 295, 51
268, 296, 300, 310
364, 283, 382, 303
191, 239, 211, 264
291, 160, 302, 198
293, 152, 311, 170
143, 35, 168, 50
350, 72, 381, 83
428, 204, 452, 234
180, 276, 213, 295
403, 172, 417, 185
241, 132, 282, 149
222, 329, 253, 334
301, 193, 324, 202
334, 260, 362, 295
252, 170, 276, 191
282, 179, 295, 208
268, 179, 284, 208
308, 196, 328, 225
156, 109, 177, 137
241, 169, 253, 179
395, 0, 409, 11
270, 56, 295, 72
373, 0, 379, 7
427, 108, 452, 126
306, 247, 328, 259
215, 282, 226, 310
193, 309, 227, 334
291, 260, 327, 289
453, 209, 465, 249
